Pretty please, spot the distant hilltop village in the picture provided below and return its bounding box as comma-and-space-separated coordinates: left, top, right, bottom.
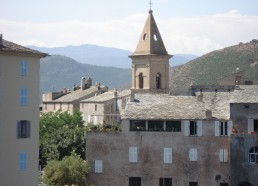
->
1, 6, 258, 186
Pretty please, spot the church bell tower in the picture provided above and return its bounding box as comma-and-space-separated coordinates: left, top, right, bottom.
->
129, 9, 172, 94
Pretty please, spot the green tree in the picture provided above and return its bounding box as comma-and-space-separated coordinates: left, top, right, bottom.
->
40, 109, 86, 166
43, 153, 90, 186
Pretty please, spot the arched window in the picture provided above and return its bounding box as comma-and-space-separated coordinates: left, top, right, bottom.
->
248, 146, 258, 164
156, 73, 161, 89
139, 73, 143, 89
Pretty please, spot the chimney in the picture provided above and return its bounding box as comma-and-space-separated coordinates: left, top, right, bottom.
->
205, 110, 212, 119
130, 92, 135, 102
81, 77, 86, 90
113, 90, 118, 98
0, 34, 3, 47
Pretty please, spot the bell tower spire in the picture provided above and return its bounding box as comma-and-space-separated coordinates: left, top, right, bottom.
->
129, 8, 173, 94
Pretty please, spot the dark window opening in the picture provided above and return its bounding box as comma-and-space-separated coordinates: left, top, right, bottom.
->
237, 182, 253, 186
143, 33, 148, 41
190, 121, 197, 135
220, 122, 228, 135
17, 120, 31, 138
166, 121, 181, 132
130, 120, 146, 131
254, 120, 258, 132
189, 182, 198, 186
139, 73, 143, 89
148, 120, 164, 131
129, 177, 141, 186
159, 178, 172, 186
156, 73, 161, 89
220, 183, 229, 186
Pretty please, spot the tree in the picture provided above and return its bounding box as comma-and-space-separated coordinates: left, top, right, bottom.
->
43, 152, 90, 186
40, 109, 86, 166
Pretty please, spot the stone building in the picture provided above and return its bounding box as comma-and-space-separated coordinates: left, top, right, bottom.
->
86, 9, 258, 186
80, 90, 130, 125
41, 77, 108, 114
0, 34, 46, 185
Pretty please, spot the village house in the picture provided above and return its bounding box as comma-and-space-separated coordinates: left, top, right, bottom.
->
0, 34, 47, 185
85, 9, 258, 186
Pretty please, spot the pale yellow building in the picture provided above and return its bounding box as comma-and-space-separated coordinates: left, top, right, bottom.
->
0, 34, 46, 186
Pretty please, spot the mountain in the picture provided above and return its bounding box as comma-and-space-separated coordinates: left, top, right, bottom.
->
170, 39, 258, 95
29, 44, 197, 68
40, 55, 131, 94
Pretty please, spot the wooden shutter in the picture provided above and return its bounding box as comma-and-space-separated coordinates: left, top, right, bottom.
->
224, 149, 228, 162
17, 121, 21, 138
87, 115, 91, 123
248, 118, 254, 133
94, 116, 98, 125
215, 121, 220, 136
164, 148, 172, 164
129, 147, 137, 163
227, 121, 233, 136
27, 121, 31, 138
197, 121, 202, 136
184, 120, 190, 136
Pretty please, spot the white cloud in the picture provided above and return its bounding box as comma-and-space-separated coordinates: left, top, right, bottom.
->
0, 10, 257, 55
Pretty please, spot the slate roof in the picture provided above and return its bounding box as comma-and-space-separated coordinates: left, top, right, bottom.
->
0, 38, 47, 56
52, 86, 106, 103
122, 91, 233, 120
82, 90, 131, 103
230, 85, 258, 103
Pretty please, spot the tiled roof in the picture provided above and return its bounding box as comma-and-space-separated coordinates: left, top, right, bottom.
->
122, 91, 233, 120
230, 85, 258, 103
0, 39, 47, 56
53, 86, 106, 103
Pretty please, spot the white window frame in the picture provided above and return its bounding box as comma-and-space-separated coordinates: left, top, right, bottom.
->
20, 87, 27, 106
184, 120, 202, 136
219, 149, 228, 163
189, 148, 198, 161
164, 148, 172, 164
19, 152, 27, 171
215, 121, 232, 136
129, 147, 138, 163
20, 60, 27, 76
94, 160, 103, 173
248, 146, 258, 164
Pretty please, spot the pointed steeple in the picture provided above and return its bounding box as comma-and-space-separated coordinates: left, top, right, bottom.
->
133, 10, 168, 55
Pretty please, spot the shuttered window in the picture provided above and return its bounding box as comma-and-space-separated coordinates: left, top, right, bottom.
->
185, 120, 202, 136
20, 87, 27, 105
215, 121, 232, 136
17, 120, 31, 138
20, 60, 27, 76
94, 160, 103, 173
219, 149, 228, 163
19, 152, 27, 171
129, 147, 138, 163
164, 148, 172, 164
189, 148, 198, 161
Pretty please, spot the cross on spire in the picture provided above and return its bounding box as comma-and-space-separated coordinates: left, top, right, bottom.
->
149, 0, 153, 10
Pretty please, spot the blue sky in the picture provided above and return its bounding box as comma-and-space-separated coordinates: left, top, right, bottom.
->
1, 0, 258, 55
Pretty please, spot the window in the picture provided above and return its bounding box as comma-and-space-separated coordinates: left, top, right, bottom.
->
184, 120, 202, 136
129, 147, 138, 163
166, 121, 181, 132
20, 60, 27, 76
189, 148, 198, 161
220, 183, 229, 186
94, 160, 103, 173
88, 115, 91, 123
247, 119, 258, 133
17, 120, 30, 138
130, 120, 146, 131
215, 121, 232, 136
139, 73, 143, 89
164, 148, 172, 164
19, 152, 27, 171
129, 177, 141, 186
148, 120, 163, 131
94, 116, 98, 125
159, 178, 172, 186
219, 149, 228, 163
156, 73, 161, 89
20, 87, 27, 105
95, 104, 97, 111
248, 146, 258, 164
189, 182, 198, 186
